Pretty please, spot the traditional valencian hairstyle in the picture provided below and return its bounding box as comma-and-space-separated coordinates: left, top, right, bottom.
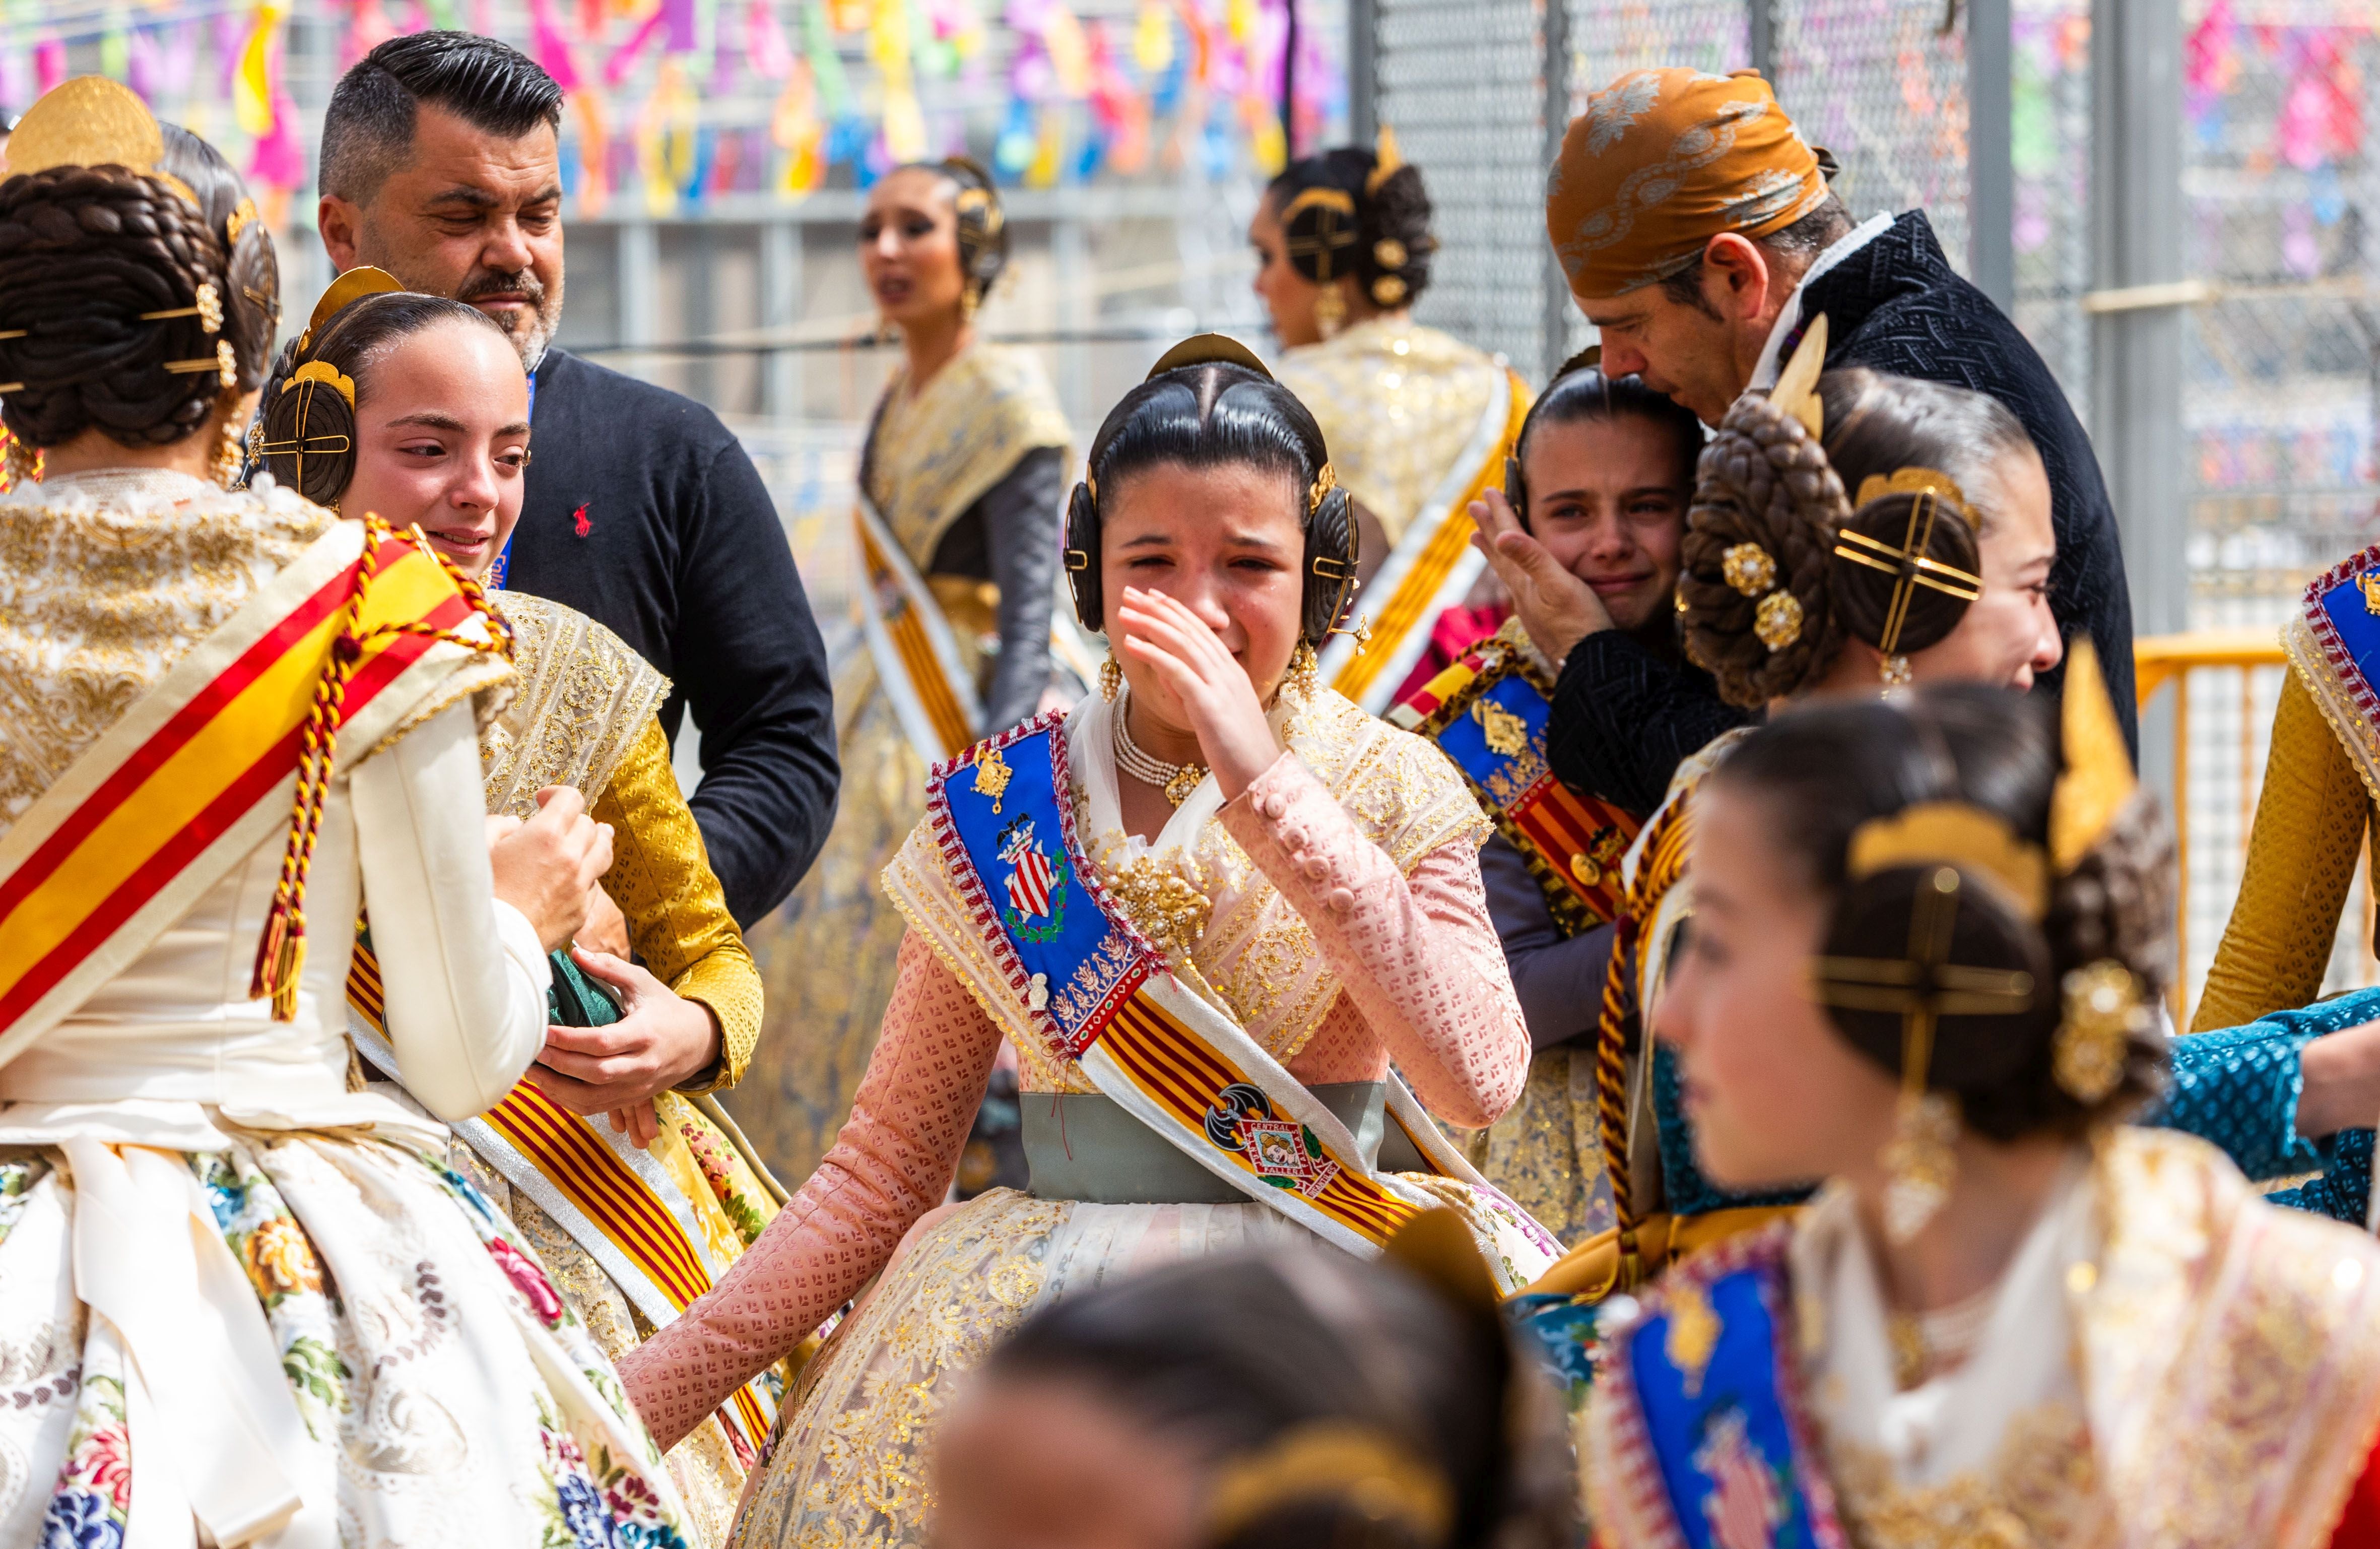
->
1268, 126, 1434, 327
1064, 335, 1358, 647
1676, 316, 2037, 704
0, 78, 280, 473
251, 266, 517, 506
1501, 346, 1705, 532
974, 1214, 1574, 1549
1709, 656, 2171, 1240
889, 155, 1009, 315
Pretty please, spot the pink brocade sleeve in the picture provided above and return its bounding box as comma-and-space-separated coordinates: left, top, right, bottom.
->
617, 929, 1000, 1449
1218, 752, 1530, 1130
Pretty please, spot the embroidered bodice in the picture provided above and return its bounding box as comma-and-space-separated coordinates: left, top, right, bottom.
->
617, 685, 1531, 1447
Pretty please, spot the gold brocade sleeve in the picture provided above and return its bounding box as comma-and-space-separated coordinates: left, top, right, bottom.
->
593, 716, 763, 1090
2192, 670, 2379, 1031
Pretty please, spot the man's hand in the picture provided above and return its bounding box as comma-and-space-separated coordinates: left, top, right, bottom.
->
2298, 1016, 2380, 1138
1468, 486, 1614, 667
488, 786, 614, 952
523, 947, 724, 1147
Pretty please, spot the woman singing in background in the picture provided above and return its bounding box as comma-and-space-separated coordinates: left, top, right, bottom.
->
735, 157, 1071, 1186
1255, 133, 1530, 712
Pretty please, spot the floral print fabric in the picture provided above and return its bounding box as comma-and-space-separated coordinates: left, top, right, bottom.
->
0, 1137, 693, 1547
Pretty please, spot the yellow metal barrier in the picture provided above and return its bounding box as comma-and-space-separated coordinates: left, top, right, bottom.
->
2133, 630, 2292, 1020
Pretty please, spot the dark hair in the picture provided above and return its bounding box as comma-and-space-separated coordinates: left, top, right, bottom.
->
321, 32, 563, 205
256, 290, 514, 505
0, 154, 274, 450
159, 123, 280, 388
1267, 147, 1434, 309
1677, 367, 2034, 707
1709, 685, 2172, 1140
888, 156, 1009, 306
1067, 360, 1356, 643
1507, 358, 1704, 529
1656, 193, 1856, 316
976, 1246, 1572, 1549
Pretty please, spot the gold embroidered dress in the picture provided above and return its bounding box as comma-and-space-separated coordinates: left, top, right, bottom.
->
426, 591, 781, 1547
1274, 316, 1509, 546
1584, 1128, 2380, 1548
734, 344, 1068, 1181
618, 680, 1555, 1549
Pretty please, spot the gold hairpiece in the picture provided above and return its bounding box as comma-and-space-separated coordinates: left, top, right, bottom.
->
284, 358, 357, 408
0, 383, 22, 395
0, 331, 23, 342
140, 280, 223, 336
2048, 640, 2135, 872
1769, 311, 1828, 441
1364, 122, 1404, 195
1308, 460, 1337, 516
3, 77, 200, 211
953, 184, 1005, 237
299, 266, 406, 353
163, 340, 237, 390
1145, 333, 1274, 381
1847, 800, 2050, 921
225, 198, 259, 246
1857, 466, 1972, 526
1207, 1424, 1452, 1546
1831, 491, 1985, 657
2057, 958, 2142, 1103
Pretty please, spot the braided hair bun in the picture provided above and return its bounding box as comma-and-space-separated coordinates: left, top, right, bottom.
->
1680, 366, 2008, 708
0, 164, 260, 449
1268, 145, 1435, 309
1677, 389, 1850, 703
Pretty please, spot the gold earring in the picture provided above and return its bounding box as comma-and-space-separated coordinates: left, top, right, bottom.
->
2, 433, 36, 491
213, 417, 244, 490
1313, 282, 1347, 339
961, 284, 981, 323
1099, 652, 1123, 702
1880, 1001, 1958, 1244
1283, 640, 1320, 697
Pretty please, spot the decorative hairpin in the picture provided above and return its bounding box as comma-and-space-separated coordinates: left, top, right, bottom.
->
1715, 540, 1800, 651
2048, 641, 2135, 870
1832, 490, 1984, 668
282, 358, 357, 408
1207, 1423, 1451, 1545
1769, 311, 1828, 441
1308, 460, 1337, 516
1144, 333, 1273, 381
1363, 122, 1404, 195
1848, 801, 2050, 921
163, 339, 237, 390
140, 281, 223, 336
1856, 466, 1972, 526
225, 198, 259, 246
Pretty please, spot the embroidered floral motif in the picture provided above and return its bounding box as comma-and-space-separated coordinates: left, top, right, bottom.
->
487, 1233, 569, 1327
41, 1370, 129, 1549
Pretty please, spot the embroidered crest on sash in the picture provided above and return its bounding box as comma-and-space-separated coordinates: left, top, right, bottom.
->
1392, 621, 1641, 935
2287, 541, 2380, 813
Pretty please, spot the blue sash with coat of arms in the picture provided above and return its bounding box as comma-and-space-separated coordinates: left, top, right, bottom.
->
1591, 1227, 1848, 1549
2290, 541, 2380, 811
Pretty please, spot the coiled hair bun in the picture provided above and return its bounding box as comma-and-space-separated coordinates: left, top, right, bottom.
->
1268, 146, 1435, 309
1676, 389, 1849, 705
0, 164, 252, 450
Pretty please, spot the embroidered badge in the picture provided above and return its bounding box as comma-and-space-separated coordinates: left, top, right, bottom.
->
2360, 567, 2380, 617
1665, 1279, 1722, 1398
1693, 1408, 1787, 1549
997, 814, 1070, 942
572, 501, 592, 538
1204, 1083, 1341, 1198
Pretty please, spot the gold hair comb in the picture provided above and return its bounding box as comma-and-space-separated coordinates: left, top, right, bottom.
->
3, 77, 200, 211
1364, 122, 1404, 195
1848, 800, 2050, 921
1145, 333, 1274, 380
299, 266, 406, 353
1208, 1424, 1452, 1546
2048, 640, 2135, 871
1856, 466, 1974, 527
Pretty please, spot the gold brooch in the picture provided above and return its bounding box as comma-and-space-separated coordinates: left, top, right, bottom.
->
1754, 591, 1804, 652
971, 744, 1015, 814
1373, 238, 1407, 270
1722, 542, 1777, 597
2056, 959, 2140, 1103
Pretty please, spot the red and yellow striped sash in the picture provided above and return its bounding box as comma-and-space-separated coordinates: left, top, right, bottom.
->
855, 511, 973, 759
347, 944, 773, 1453
0, 530, 470, 1035
1098, 991, 1426, 1245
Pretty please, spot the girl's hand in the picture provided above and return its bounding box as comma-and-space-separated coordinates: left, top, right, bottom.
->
1468, 485, 1613, 666
1114, 586, 1283, 800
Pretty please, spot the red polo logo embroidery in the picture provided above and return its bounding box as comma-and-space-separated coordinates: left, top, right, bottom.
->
572, 502, 591, 537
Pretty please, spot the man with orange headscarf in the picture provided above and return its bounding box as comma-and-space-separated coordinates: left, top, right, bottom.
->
1480, 67, 2133, 815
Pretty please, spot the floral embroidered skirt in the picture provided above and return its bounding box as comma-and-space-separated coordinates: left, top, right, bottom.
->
730, 1177, 1552, 1549
0, 1131, 696, 1547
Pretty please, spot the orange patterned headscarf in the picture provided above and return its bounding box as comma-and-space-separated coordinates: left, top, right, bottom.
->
1546, 68, 1832, 301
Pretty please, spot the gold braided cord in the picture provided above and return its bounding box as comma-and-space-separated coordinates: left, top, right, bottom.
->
1590, 792, 1695, 1268
249, 517, 513, 1017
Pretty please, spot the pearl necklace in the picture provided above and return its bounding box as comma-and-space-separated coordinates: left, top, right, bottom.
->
1112, 694, 1207, 806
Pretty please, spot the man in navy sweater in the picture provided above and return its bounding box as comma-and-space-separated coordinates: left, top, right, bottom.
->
316, 31, 838, 931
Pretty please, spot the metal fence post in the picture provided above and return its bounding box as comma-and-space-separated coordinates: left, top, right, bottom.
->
1967, 0, 2013, 310
1349, 0, 1377, 143
1748, 0, 1774, 82
2090, 0, 2186, 798
1541, 0, 1573, 382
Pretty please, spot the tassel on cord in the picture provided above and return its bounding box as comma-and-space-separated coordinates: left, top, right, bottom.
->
249, 517, 511, 1019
